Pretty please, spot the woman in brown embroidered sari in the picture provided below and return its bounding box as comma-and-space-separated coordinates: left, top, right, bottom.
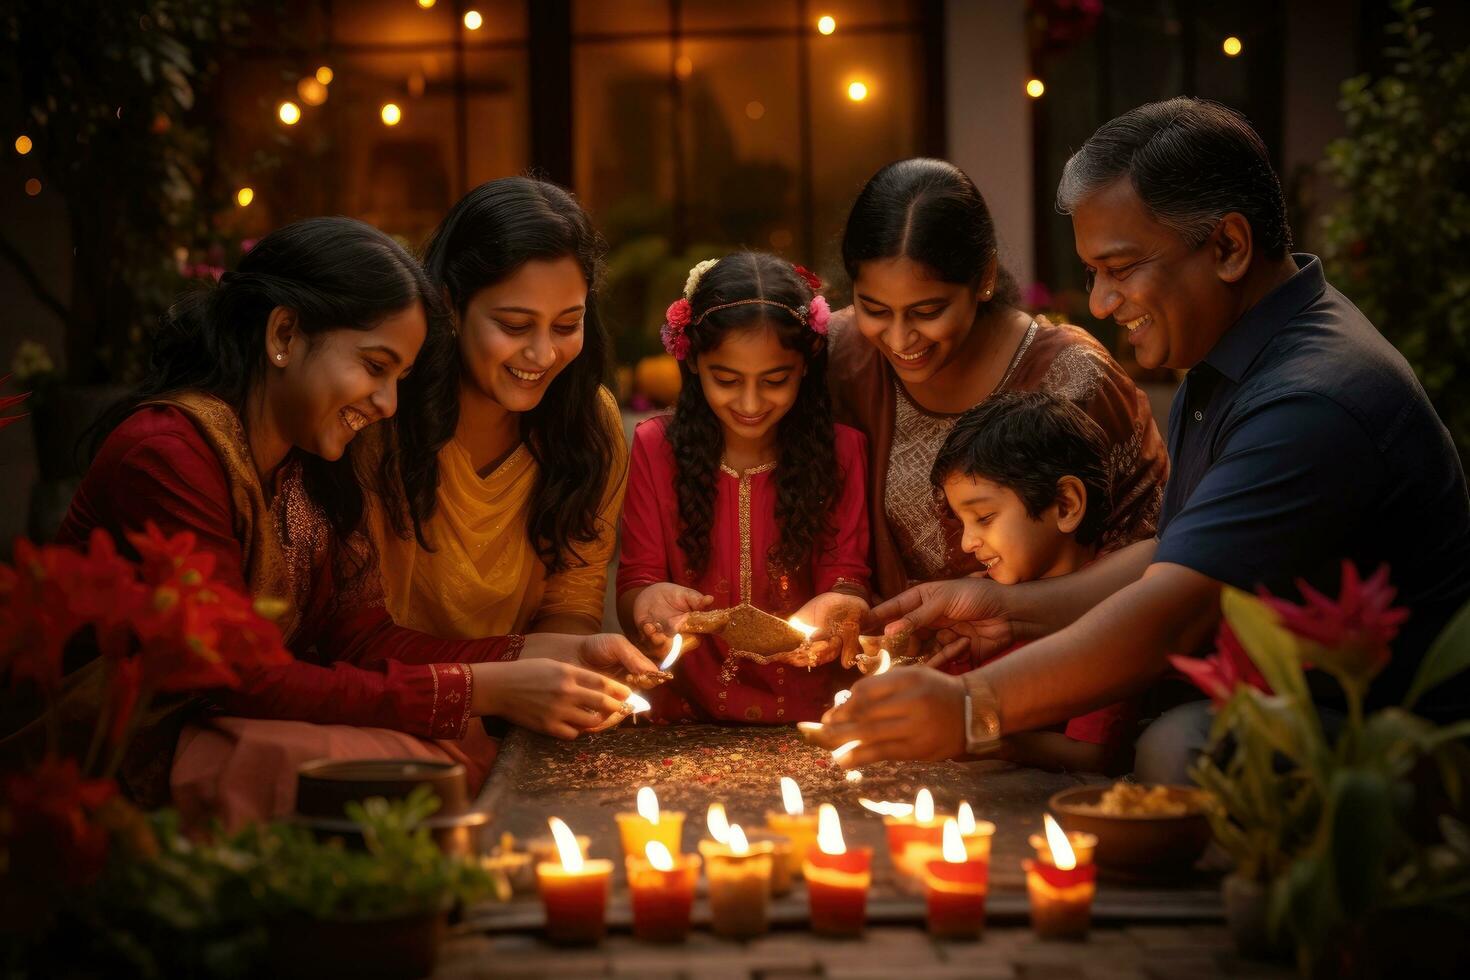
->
828, 159, 1168, 602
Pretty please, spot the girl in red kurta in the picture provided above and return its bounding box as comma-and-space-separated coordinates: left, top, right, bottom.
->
616, 253, 872, 725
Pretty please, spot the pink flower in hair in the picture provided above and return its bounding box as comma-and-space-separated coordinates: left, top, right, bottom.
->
662, 298, 692, 359
808, 295, 831, 335
665, 298, 691, 330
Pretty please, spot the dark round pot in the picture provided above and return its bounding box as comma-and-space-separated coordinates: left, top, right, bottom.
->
295, 758, 469, 819
268, 909, 446, 979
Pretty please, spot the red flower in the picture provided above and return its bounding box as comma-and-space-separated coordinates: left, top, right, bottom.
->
2, 755, 118, 887
665, 298, 692, 330
1, 540, 89, 693
1169, 620, 1273, 706
0, 379, 30, 431
1259, 561, 1408, 684
793, 264, 823, 291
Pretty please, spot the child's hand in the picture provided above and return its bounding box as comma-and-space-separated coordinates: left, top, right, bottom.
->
632, 582, 714, 657
796, 592, 869, 668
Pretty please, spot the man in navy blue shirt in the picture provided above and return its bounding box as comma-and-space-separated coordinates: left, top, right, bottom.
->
810, 98, 1470, 778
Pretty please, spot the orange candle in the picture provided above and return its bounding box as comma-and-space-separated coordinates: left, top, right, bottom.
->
615, 786, 686, 864
699, 824, 774, 939
709, 802, 793, 896
626, 841, 700, 943
765, 776, 819, 872
955, 801, 997, 860
803, 804, 871, 937
882, 788, 947, 880
924, 819, 990, 939
535, 817, 613, 945
1025, 815, 1098, 940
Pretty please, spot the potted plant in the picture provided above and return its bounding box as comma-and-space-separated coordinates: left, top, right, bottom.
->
1175, 563, 1470, 975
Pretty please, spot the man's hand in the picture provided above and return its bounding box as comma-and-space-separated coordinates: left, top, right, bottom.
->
806, 666, 967, 766
869, 578, 1014, 660
794, 591, 868, 668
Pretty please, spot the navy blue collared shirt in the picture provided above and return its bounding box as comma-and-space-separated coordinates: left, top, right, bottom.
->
1156, 255, 1470, 719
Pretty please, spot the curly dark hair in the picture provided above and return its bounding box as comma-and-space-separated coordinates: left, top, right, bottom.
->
666, 252, 840, 579
930, 391, 1111, 546
407, 176, 618, 573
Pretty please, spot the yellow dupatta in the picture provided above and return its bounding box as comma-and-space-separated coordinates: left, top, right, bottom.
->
372, 388, 627, 640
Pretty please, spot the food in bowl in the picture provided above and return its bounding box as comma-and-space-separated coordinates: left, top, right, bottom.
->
1074, 781, 1206, 818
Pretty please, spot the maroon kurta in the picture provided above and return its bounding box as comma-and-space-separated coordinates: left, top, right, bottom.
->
617, 417, 871, 724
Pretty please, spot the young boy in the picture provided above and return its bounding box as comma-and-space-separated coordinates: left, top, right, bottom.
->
928, 390, 1131, 773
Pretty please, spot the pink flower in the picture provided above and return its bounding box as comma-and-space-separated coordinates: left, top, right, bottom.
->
665, 298, 691, 330
808, 295, 831, 335
1259, 561, 1408, 686
1168, 621, 1272, 707
662, 299, 692, 360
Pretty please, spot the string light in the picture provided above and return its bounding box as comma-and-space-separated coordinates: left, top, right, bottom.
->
417, 0, 435, 8
24, 178, 41, 197
463, 9, 482, 30
381, 103, 402, 126
1223, 36, 1243, 57
15, 135, 32, 155
1026, 78, 1046, 98
297, 77, 328, 106
817, 15, 836, 35
315, 66, 334, 85
236, 187, 254, 207
847, 81, 869, 102
278, 101, 301, 125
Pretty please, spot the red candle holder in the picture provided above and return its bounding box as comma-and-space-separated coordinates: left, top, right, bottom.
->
536, 858, 614, 945
883, 814, 946, 881
626, 851, 700, 943
804, 847, 873, 937
924, 858, 990, 940
1023, 859, 1098, 940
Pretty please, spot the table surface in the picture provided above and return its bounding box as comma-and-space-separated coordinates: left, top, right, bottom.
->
466, 725, 1224, 932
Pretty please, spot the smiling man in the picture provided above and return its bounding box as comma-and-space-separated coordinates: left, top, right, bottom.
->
813, 98, 1470, 778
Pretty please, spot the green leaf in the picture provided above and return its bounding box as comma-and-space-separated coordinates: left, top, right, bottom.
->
1329, 768, 1395, 917
1221, 587, 1312, 705
1405, 596, 1470, 709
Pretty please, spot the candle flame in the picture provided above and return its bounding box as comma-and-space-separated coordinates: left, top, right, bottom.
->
817, 803, 847, 855
658, 634, 683, 671
833, 689, 852, 707
831, 739, 861, 762
624, 692, 651, 715
942, 819, 966, 863
728, 823, 749, 855
637, 786, 660, 824
1044, 813, 1076, 870
780, 776, 804, 816
796, 721, 824, 735
845, 769, 863, 783
915, 787, 934, 823
859, 798, 914, 818
645, 840, 674, 872
707, 802, 730, 844
875, 650, 892, 674
957, 801, 976, 835
789, 616, 817, 640
549, 816, 583, 871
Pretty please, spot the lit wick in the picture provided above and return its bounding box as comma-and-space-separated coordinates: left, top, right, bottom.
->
658, 633, 684, 672
831, 739, 862, 761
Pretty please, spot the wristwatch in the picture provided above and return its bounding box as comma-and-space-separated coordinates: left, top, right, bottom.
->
961, 671, 1003, 755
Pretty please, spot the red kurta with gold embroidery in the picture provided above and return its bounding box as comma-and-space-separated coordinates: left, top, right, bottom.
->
616, 417, 871, 724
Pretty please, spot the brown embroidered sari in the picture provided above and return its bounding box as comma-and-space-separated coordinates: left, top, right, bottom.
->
827, 307, 1168, 599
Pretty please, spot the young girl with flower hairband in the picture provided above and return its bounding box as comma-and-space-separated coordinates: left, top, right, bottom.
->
615, 252, 873, 724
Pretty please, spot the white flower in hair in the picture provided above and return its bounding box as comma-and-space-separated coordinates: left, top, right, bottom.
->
683, 258, 720, 300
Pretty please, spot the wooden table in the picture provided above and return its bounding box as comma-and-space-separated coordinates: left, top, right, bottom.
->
464, 725, 1224, 933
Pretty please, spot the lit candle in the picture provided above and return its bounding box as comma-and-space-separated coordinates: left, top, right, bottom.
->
622, 691, 652, 724
923, 819, 989, 940
535, 817, 613, 945
743, 828, 796, 896
1025, 814, 1098, 940
526, 831, 590, 869
804, 804, 872, 937
626, 841, 700, 943
700, 824, 774, 939
956, 801, 997, 860
615, 786, 686, 864
883, 788, 947, 881
788, 616, 818, 669
764, 776, 820, 872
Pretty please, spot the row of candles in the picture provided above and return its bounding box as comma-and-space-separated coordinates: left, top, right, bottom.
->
533, 781, 1099, 944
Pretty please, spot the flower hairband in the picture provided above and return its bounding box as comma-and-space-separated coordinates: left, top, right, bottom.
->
661, 261, 831, 361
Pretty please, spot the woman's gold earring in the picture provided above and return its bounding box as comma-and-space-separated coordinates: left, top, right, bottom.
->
275, 352, 285, 361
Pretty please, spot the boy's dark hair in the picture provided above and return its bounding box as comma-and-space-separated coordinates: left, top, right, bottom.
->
931, 391, 1111, 546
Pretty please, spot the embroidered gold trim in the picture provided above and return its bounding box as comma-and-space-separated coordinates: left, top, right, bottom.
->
457, 663, 474, 738
738, 471, 753, 603
428, 663, 441, 735
719, 460, 776, 478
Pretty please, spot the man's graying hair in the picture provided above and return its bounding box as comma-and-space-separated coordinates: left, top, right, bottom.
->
1056, 97, 1292, 258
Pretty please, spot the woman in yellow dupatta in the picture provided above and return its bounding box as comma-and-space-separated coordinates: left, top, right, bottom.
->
373, 177, 627, 655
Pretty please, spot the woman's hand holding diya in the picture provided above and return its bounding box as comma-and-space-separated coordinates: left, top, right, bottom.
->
791, 592, 869, 668
629, 582, 714, 659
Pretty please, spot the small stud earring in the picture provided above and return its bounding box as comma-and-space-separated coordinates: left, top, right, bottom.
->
275, 352, 285, 361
